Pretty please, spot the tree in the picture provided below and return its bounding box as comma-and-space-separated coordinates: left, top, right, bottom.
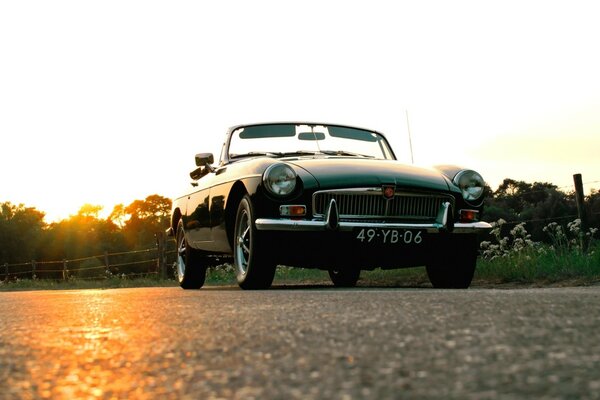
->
40, 204, 122, 261
77, 204, 103, 219
484, 179, 577, 241
121, 195, 172, 248
108, 204, 127, 229
587, 189, 600, 229
0, 202, 46, 264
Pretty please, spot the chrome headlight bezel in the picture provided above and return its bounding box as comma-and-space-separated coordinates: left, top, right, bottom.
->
453, 170, 485, 204
263, 163, 297, 197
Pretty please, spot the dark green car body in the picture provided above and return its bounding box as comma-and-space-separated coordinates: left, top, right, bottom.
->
169, 122, 491, 289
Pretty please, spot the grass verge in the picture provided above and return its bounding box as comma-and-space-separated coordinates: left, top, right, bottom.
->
475, 246, 600, 286
2, 248, 599, 292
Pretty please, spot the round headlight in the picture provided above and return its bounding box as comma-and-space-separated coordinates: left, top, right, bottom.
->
454, 170, 485, 202
263, 163, 297, 196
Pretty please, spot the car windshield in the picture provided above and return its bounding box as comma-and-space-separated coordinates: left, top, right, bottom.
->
228, 124, 395, 161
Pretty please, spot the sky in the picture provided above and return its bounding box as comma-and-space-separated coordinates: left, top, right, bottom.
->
1, 1, 599, 222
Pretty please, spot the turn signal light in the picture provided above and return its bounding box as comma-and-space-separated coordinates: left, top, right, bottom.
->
280, 205, 306, 217
459, 209, 479, 223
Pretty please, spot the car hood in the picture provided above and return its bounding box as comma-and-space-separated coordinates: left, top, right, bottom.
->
286, 158, 451, 192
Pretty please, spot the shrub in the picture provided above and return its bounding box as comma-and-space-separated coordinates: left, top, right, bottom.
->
477, 219, 599, 283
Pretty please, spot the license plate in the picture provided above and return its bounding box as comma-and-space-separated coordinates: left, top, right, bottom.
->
354, 228, 424, 245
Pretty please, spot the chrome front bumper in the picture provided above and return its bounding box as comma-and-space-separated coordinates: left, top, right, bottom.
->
255, 219, 492, 233
255, 199, 492, 234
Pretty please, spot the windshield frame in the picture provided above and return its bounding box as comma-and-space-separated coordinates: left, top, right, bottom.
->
223, 122, 397, 164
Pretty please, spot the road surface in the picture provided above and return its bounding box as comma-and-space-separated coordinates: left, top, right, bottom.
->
1, 286, 600, 399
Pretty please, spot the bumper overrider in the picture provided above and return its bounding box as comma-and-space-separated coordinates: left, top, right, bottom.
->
255, 200, 492, 234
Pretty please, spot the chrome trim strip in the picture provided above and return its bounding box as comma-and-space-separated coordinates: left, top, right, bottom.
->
436, 202, 451, 230
325, 198, 339, 231
255, 218, 492, 233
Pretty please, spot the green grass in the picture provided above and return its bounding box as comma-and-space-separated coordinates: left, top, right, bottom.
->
472, 219, 600, 286
205, 265, 433, 288
2, 243, 600, 291
0, 267, 434, 291
475, 242, 600, 285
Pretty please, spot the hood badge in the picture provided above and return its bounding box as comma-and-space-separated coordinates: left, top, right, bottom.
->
382, 185, 395, 200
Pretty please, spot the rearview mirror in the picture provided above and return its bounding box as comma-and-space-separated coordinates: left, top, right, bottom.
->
298, 132, 326, 141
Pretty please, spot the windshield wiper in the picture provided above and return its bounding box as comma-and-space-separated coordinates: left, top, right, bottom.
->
230, 150, 372, 159
320, 150, 374, 158
230, 151, 323, 159
229, 151, 280, 159
274, 151, 323, 157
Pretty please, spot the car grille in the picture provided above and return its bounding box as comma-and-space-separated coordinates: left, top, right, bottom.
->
312, 189, 454, 221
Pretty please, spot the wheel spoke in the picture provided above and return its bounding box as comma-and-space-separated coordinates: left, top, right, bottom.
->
241, 243, 250, 255
178, 237, 186, 256
176, 228, 187, 281
237, 218, 251, 260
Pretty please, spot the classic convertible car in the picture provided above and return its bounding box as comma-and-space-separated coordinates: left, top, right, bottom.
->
168, 122, 491, 289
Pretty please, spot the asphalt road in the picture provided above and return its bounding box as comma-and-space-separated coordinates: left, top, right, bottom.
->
1, 286, 600, 399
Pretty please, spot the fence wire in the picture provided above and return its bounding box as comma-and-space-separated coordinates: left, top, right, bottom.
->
2, 242, 175, 282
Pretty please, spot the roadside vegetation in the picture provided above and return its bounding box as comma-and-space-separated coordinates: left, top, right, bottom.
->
475, 218, 599, 285
0, 195, 171, 266
1, 178, 599, 290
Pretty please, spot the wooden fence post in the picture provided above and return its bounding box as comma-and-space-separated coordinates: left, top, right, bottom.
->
32, 260, 37, 280
3, 263, 7, 281
104, 251, 110, 277
62, 259, 68, 281
573, 173, 590, 253
156, 231, 166, 280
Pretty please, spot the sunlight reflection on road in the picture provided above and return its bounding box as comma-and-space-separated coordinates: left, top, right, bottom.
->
3, 289, 181, 399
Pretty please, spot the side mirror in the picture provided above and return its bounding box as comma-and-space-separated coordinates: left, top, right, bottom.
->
195, 153, 214, 167
190, 153, 215, 181
190, 167, 207, 180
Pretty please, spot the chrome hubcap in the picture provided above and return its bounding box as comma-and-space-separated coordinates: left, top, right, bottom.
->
177, 230, 186, 281
235, 210, 251, 276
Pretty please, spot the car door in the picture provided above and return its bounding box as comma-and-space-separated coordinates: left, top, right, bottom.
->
184, 167, 234, 253
183, 184, 212, 248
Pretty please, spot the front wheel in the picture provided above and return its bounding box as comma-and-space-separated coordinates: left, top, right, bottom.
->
234, 195, 277, 290
176, 220, 207, 289
426, 236, 478, 289
328, 267, 360, 287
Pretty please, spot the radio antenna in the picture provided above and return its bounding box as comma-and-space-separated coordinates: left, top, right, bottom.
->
405, 109, 415, 164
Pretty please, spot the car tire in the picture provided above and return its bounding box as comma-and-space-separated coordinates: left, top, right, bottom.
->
234, 195, 277, 290
176, 220, 207, 289
328, 267, 360, 287
426, 236, 478, 289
